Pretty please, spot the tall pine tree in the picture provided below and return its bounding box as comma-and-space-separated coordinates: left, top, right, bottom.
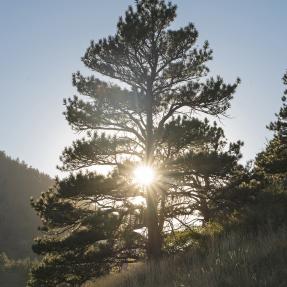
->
256, 71, 287, 183
29, 0, 241, 285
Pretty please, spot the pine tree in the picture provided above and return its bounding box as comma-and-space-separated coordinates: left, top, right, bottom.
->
29, 172, 147, 286
255, 71, 287, 183
240, 73, 287, 231
162, 117, 243, 226
29, 0, 241, 285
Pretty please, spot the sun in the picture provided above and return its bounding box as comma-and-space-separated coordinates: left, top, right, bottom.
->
133, 165, 155, 187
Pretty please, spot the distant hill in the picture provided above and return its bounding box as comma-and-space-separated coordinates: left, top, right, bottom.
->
0, 151, 53, 258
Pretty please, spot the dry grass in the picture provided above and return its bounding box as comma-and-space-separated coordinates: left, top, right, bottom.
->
85, 227, 287, 287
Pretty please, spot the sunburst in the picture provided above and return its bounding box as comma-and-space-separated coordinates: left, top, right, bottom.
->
133, 165, 155, 187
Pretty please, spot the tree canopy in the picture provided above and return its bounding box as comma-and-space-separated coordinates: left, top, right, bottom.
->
29, 0, 241, 286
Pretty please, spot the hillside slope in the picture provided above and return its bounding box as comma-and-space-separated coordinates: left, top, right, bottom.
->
88, 228, 287, 287
0, 151, 53, 258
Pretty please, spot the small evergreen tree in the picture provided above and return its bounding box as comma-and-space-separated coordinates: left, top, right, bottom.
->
29, 0, 241, 285
239, 71, 287, 233
255, 71, 287, 184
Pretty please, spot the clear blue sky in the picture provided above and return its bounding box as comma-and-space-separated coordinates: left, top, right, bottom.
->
0, 0, 286, 177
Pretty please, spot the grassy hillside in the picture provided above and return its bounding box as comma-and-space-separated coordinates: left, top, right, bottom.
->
0, 151, 53, 258
87, 227, 287, 287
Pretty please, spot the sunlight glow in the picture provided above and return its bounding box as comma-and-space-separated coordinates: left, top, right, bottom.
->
133, 165, 155, 187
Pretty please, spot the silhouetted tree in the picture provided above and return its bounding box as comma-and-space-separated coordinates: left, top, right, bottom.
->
232, 71, 287, 233
255, 71, 287, 184
29, 172, 145, 286
160, 117, 243, 226
29, 0, 240, 285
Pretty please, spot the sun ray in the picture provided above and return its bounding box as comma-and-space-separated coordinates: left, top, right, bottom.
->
133, 165, 155, 187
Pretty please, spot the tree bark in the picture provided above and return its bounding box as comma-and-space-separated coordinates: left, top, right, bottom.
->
146, 187, 162, 260
145, 80, 162, 260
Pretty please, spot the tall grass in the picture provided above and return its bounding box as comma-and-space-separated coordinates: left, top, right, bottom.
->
85, 227, 287, 287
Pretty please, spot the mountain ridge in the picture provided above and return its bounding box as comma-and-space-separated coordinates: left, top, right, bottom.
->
0, 150, 54, 258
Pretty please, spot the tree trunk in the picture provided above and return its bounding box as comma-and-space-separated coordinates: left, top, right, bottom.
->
146, 187, 162, 260
145, 80, 162, 260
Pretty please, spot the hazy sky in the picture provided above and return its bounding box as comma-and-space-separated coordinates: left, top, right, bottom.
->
0, 0, 287, 177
